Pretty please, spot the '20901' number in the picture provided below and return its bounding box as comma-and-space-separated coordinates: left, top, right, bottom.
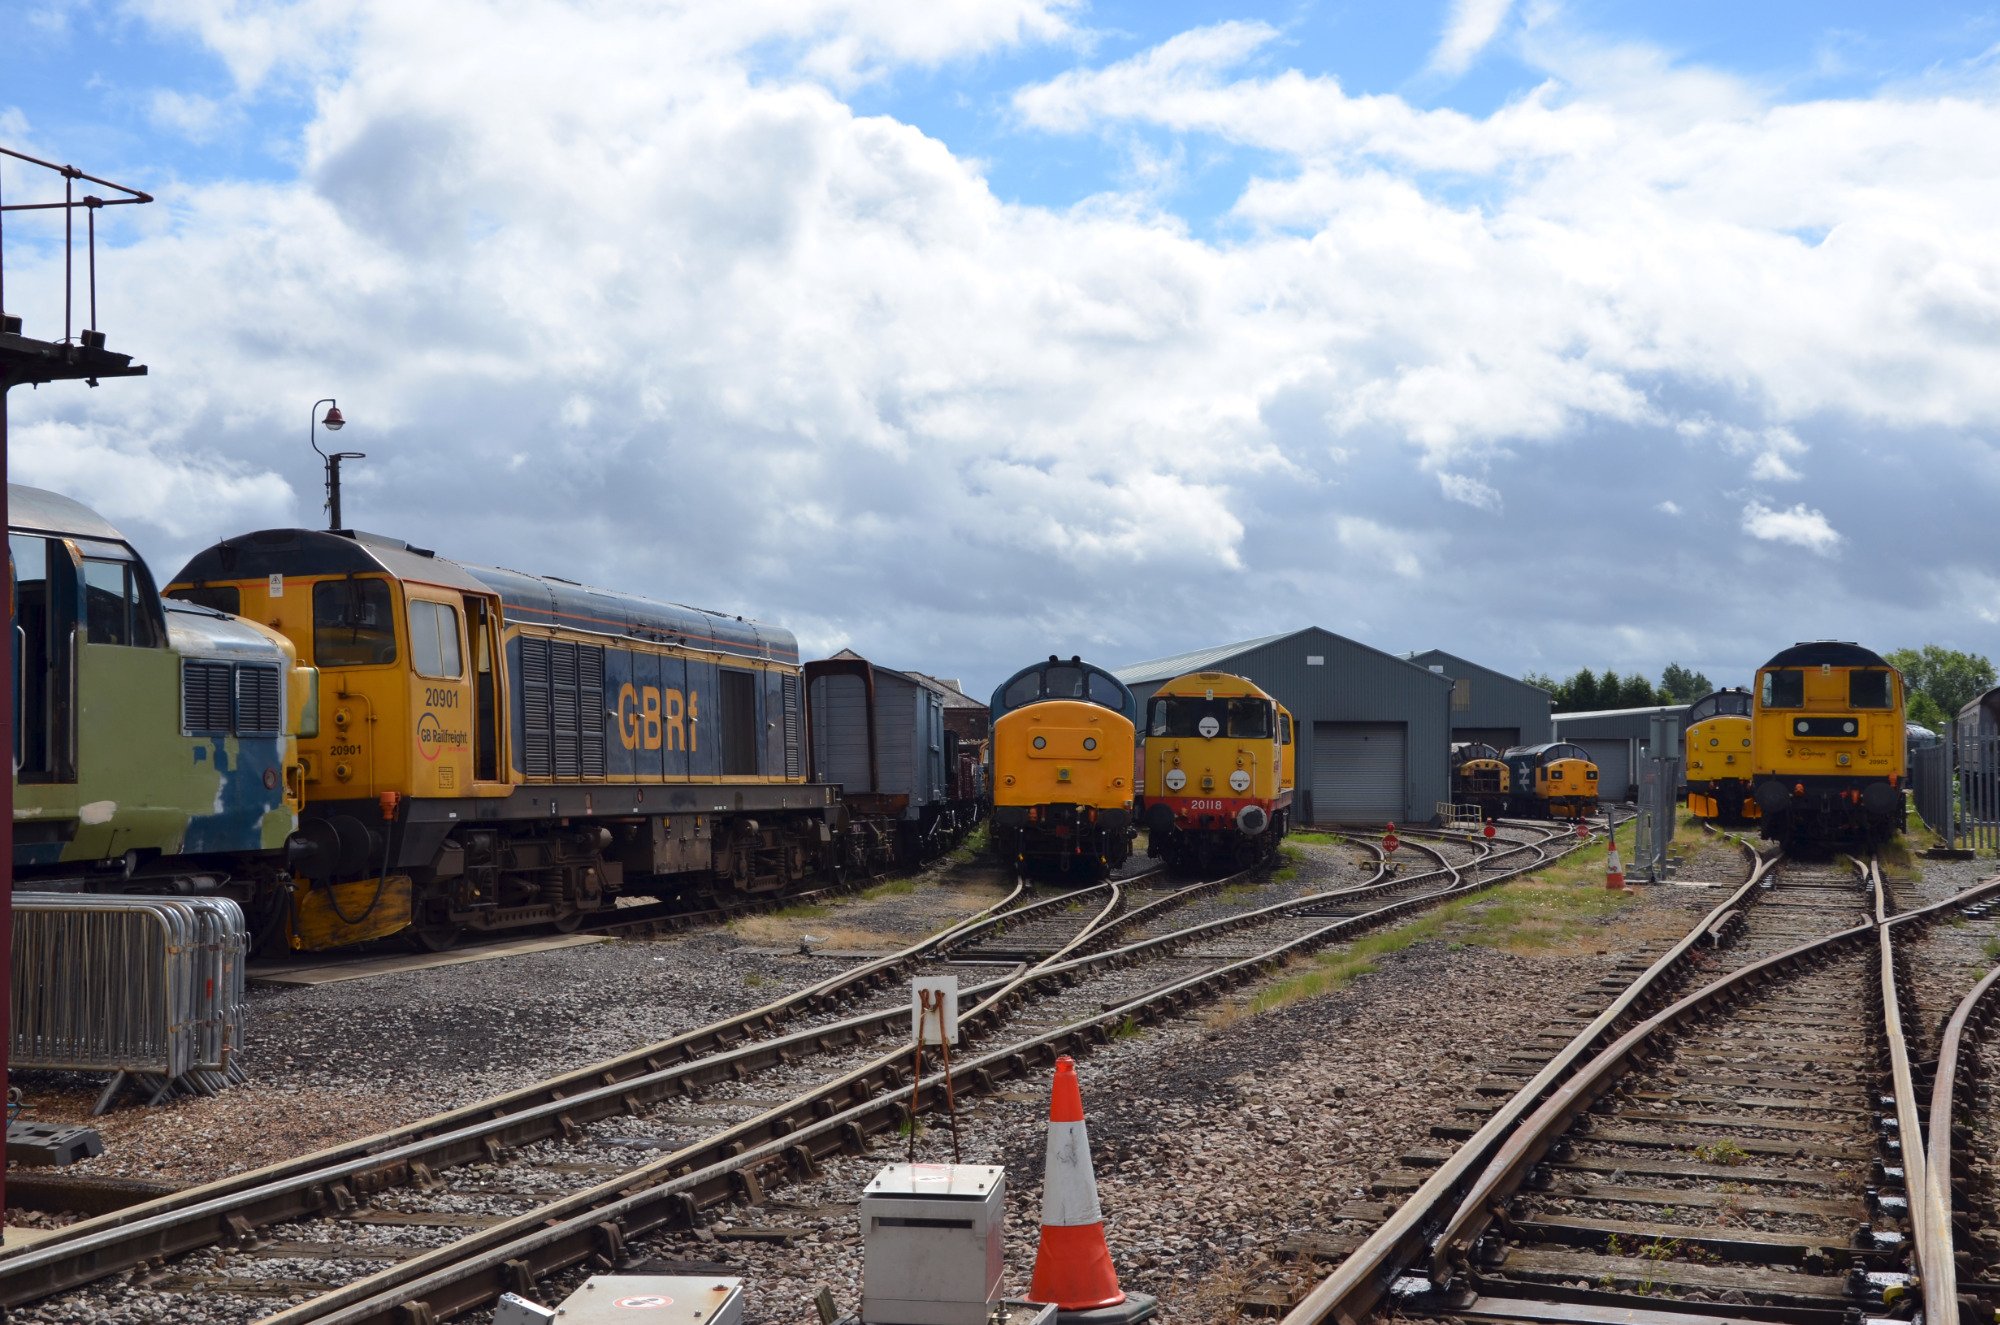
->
424, 688, 459, 708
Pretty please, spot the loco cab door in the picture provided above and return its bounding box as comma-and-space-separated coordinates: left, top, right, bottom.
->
404, 586, 479, 797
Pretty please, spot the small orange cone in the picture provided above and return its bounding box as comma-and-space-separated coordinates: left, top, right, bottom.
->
1029, 1057, 1157, 1323
1606, 836, 1625, 891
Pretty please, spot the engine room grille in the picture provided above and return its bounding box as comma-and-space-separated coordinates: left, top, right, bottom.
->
783, 673, 802, 778
182, 661, 282, 736
235, 665, 282, 736
182, 662, 235, 733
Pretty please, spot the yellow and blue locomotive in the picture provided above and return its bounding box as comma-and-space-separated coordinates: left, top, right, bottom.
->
1684, 687, 1757, 824
1449, 741, 1510, 818
11, 486, 314, 927
1138, 671, 1294, 871
986, 656, 1136, 878
1502, 742, 1599, 819
1749, 641, 1905, 846
171, 527, 842, 950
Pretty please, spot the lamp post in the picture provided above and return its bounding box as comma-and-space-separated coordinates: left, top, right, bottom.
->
309, 397, 363, 531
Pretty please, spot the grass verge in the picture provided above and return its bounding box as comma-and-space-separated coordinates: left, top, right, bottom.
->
1215, 858, 1635, 1024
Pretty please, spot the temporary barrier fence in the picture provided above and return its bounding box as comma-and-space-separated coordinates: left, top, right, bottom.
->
1435, 802, 1484, 832
1914, 728, 2000, 855
10, 894, 249, 1113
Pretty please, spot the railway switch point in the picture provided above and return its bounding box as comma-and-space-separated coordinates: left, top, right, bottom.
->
1028, 1058, 1158, 1324
861, 1163, 1006, 1324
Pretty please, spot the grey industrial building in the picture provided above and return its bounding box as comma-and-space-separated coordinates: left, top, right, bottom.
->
1405, 649, 1555, 749
1552, 705, 1689, 802
1114, 628, 1452, 826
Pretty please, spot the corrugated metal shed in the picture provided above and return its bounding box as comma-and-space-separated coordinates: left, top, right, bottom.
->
1406, 649, 1555, 748
1114, 627, 1452, 825
1552, 705, 1689, 803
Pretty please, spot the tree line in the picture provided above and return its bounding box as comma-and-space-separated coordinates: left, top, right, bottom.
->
1520, 662, 1712, 713
1520, 647, 1997, 727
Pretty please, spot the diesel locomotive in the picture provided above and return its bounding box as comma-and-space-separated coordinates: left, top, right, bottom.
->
986, 656, 1136, 878
168, 525, 869, 951
1501, 742, 1600, 819
1448, 741, 1510, 818
10, 486, 314, 920
1683, 687, 1757, 825
1138, 670, 1294, 871
1749, 641, 1905, 847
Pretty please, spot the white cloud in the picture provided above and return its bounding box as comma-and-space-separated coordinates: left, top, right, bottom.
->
1335, 516, 1426, 579
1656, 500, 1682, 516
10, 2, 2000, 688
1438, 472, 1502, 510
1429, 0, 1516, 77
1741, 500, 1842, 553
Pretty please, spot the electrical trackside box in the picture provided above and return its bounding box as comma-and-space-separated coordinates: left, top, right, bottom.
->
861, 1163, 1007, 1325
548, 1275, 744, 1325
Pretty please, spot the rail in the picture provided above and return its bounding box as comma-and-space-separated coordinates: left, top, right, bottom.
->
1283, 851, 2000, 1325
259, 823, 1591, 1325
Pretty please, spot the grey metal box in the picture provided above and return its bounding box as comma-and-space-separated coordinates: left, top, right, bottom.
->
861, 1163, 1006, 1325
550, 1275, 744, 1325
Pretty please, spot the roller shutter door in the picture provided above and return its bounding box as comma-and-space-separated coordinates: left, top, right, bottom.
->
1311, 723, 1407, 824
1578, 739, 1631, 802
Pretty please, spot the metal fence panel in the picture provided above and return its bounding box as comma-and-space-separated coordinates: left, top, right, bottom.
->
11, 894, 249, 1112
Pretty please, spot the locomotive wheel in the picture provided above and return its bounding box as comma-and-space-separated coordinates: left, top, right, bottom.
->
551, 912, 586, 934
407, 922, 463, 953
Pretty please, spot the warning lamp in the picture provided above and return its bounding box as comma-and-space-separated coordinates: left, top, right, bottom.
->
1794, 783, 1805, 795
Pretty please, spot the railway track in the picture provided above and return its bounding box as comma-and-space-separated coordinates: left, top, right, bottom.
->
3, 821, 1593, 1322
1281, 849, 2000, 1325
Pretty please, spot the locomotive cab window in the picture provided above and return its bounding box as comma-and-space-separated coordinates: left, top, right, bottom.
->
407, 599, 464, 679
1280, 713, 1293, 745
1762, 669, 1805, 708
1849, 669, 1892, 709
78, 542, 165, 649
1043, 664, 1084, 699
1003, 672, 1042, 710
1087, 672, 1126, 709
312, 578, 398, 667
1228, 699, 1272, 738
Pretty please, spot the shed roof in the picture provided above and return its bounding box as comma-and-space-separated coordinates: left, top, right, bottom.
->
1114, 626, 1447, 688
1406, 649, 1554, 699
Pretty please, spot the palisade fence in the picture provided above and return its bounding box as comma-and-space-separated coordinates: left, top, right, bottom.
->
1629, 715, 1682, 882
10, 894, 250, 1113
1912, 728, 2000, 854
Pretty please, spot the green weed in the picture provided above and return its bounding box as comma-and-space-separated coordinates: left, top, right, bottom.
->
861, 878, 917, 899
1289, 831, 1343, 846
1694, 1138, 1750, 1166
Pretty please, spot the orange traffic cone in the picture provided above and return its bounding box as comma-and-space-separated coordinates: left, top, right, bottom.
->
1606, 837, 1625, 891
1028, 1057, 1157, 1323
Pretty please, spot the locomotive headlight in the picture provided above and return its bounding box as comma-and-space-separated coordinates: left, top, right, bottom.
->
1838, 753, 1851, 766
1843, 721, 1856, 734
1032, 735, 1047, 749
1083, 737, 1097, 751
1709, 738, 1719, 747
1795, 721, 1808, 734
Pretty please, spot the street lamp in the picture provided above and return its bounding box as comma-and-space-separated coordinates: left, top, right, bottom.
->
309, 397, 364, 530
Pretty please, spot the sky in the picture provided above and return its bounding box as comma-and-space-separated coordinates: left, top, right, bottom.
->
6, 0, 2000, 702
